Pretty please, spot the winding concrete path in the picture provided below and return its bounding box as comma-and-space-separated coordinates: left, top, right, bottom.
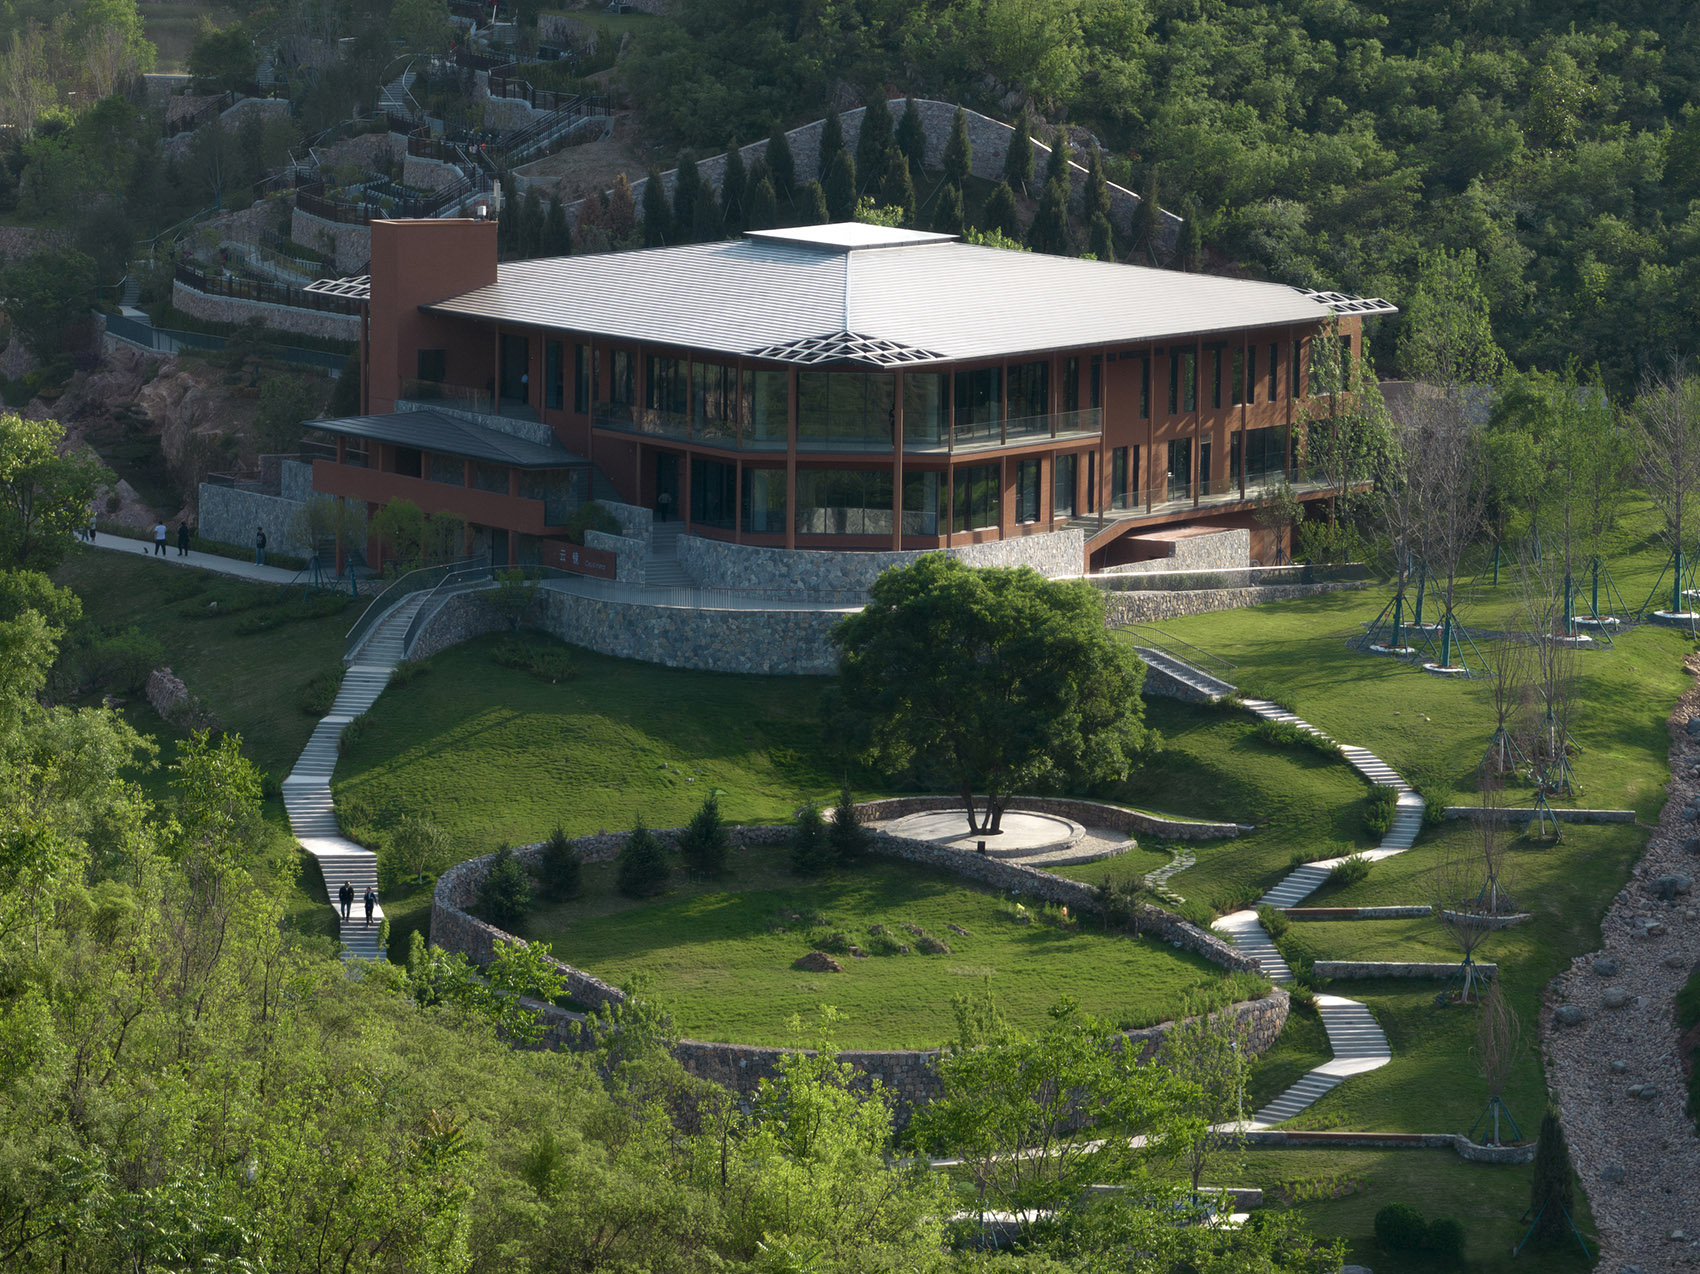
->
1197, 693, 1421, 1126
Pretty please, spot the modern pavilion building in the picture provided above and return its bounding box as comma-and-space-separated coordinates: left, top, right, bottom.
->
306, 218, 1392, 575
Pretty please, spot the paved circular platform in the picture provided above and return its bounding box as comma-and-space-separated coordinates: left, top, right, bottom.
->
879, 809, 1084, 857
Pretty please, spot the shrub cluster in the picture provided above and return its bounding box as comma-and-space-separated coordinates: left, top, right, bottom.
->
1364, 784, 1400, 838
1255, 903, 1290, 940
1374, 1202, 1465, 1263
300, 668, 343, 716
234, 592, 350, 634
1323, 854, 1372, 890
1253, 718, 1343, 758
47, 625, 163, 701
492, 637, 574, 683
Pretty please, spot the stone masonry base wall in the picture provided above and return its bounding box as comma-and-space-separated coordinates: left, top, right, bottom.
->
678, 530, 1086, 592
171, 281, 362, 343
430, 807, 1283, 1118
1104, 581, 1369, 625
196, 483, 310, 555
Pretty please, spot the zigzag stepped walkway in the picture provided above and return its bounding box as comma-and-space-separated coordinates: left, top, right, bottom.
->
1181, 688, 1423, 1127
281, 594, 431, 960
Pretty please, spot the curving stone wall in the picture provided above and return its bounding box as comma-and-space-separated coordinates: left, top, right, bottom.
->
170, 280, 362, 342
1103, 581, 1369, 625
854, 794, 1246, 843
677, 529, 1085, 592
290, 206, 372, 275
583, 528, 645, 585
430, 810, 1285, 1118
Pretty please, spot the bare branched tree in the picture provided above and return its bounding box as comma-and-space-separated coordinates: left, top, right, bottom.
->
1475, 778, 1515, 917
1434, 837, 1496, 1003
1481, 637, 1532, 776
1399, 384, 1491, 665
1513, 545, 1579, 793
1633, 364, 1700, 614
1472, 980, 1522, 1144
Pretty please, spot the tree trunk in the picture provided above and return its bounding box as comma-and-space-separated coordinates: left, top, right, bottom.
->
960, 787, 983, 836
987, 795, 1005, 833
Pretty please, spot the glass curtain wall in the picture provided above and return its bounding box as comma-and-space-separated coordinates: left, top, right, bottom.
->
1006, 361, 1050, 441
903, 471, 940, 535
952, 367, 1002, 446
741, 368, 789, 449
903, 372, 948, 450
952, 464, 1000, 531
795, 468, 895, 534
691, 362, 737, 445
690, 458, 737, 528
798, 372, 895, 450
741, 467, 786, 532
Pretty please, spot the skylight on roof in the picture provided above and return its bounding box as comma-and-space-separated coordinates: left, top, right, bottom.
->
744, 330, 944, 366
1295, 286, 1397, 316
744, 224, 955, 251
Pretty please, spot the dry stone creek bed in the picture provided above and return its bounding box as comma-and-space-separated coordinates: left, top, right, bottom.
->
1543, 653, 1700, 1273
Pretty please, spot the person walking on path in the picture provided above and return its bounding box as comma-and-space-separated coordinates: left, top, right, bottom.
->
339, 881, 354, 920
87, 513, 96, 542
153, 522, 167, 555
363, 885, 377, 926
255, 526, 267, 566
177, 522, 190, 556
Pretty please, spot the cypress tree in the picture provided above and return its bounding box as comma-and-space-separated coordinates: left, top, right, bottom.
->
1027, 178, 1070, 255
672, 152, 701, 242
981, 180, 1021, 240
932, 182, 965, 235
692, 180, 721, 241
543, 194, 573, 256
1084, 147, 1111, 225
800, 179, 829, 224
819, 106, 844, 180
518, 185, 544, 257
766, 127, 796, 196
746, 174, 777, 230
476, 843, 533, 929
791, 803, 832, 876
1527, 1110, 1578, 1248
943, 105, 972, 189
616, 821, 671, 898
855, 96, 893, 188
641, 167, 669, 247
720, 143, 747, 232
1042, 131, 1070, 189
882, 149, 916, 224
1088, 211, 1113, 261
1133, 166, 1163, 263
896, 96, 926, 172
679, 792, 730, 877
1003, 106, 1034, 194
824, 149, 857, 221
829, 783, 868, 865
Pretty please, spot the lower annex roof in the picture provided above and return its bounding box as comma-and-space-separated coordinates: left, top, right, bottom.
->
309, 409, 588, 469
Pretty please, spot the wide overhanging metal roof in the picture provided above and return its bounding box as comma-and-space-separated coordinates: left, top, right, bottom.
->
422, 226, 1396, 368
309, 409, 587, 468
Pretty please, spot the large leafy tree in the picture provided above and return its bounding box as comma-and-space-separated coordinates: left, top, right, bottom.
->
0, 247, 96, 360
0, 414, 101, 572
828, 556, 1147, 835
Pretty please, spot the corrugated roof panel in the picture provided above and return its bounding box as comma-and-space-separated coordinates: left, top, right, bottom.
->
420, 233, 1395, 366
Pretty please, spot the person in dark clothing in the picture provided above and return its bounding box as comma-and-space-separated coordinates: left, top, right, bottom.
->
177, 522, 190, 556
338, 881, 354, 920
363, 886, 377, 926
255, 526, 267, 566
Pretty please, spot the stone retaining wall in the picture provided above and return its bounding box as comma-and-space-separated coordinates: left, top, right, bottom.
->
1113, 529, 1249, 573
855, 794, 1244, 843
196, 482, 310, 555
1104, 581, 1369, 625
583, 528, 645, 584
676, 529, 1085, 593
170, 280, 362, 342
1444, 806, 1635, 824
402, 153, 467, 192
407, 591, 508, 662
1283, 906, 1433, 921
1244, 1129, 1535, 1165
431, 821, 1282, 1117
1313, 960, 1497, 980
291, 206, 371, 275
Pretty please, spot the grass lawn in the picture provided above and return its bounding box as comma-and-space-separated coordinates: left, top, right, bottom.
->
1194, 1147, 1596, 1272
1053, 696, 1377, 916
519, 844, 1261, 1049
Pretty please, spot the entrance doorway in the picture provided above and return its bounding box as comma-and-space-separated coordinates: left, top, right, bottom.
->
654, 452, 680, 521
499, 334, 530, 407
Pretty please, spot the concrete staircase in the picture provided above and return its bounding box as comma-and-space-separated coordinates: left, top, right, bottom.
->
1133, 646, 1237, 701
378, 67, 418, 115
281, 593, 430, 960
645, 521, 696, 589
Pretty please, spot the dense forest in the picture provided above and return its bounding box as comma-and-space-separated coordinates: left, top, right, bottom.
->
624, 0, 1700, 391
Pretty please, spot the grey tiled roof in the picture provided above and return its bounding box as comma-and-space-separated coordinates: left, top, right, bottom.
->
309, 410, 586, 468
421, 227, 1395, 368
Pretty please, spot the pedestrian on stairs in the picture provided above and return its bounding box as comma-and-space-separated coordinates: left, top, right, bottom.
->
363, 885, 377, 926
339, 880, 354, 920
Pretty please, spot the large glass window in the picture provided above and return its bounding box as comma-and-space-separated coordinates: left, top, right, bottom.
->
1111, 445, 1129, 509
952, 366, 1002, 446
609, 350, 634, 407
952, 463, 1001, 532
1238, 425, 1289, 481
546, 341, 564, 410
1016, 459, 1041, 523
742, 368, 789, 449
417, 348, 445, 383
1210, 348, 1223, 409
903, 471, 940, 535
1054, 453, 1076, 518
1168, 352, 1179, 415
644, 354, 689, 437
1085, 451, 1097, 513
1139, 354, 1151, 419
1006, 361, 1049, 440
1063, 356, 1080, 412
428, 453, 464, 486
1292, 339, 1304, 398
519, 468, 579, 525
903, 372, 948, 449
795, 468, 894, 535
1090, 355, 1102, 409
1230, 349, 1244, 405
1182, 349, 1197, 412
1199, 438, 1212, 494
1245, 346, 1257, 404
472, 461, 508, 494
690, 457, 737, 529
1269, 341, 1280, 400
691, 361, 737, 444
741, 467, 786, 532
1167, 438, 1192, 500
798, 372, 895, 450
573, 344, 591, 412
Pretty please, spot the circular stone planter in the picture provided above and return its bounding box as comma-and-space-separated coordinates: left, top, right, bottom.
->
1369, 643, 1419, 656
1422, 663, 1469, 677
877, 808, 1085, 858
1649, 610, 1700, 628
1573, 614, 1620, 629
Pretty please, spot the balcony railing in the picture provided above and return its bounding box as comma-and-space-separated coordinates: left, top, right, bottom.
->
593, 403, 1103, 454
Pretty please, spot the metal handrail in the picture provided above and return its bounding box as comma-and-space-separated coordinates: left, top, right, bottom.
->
402, 561, 498, 654
344, 556, 486, 656
1122, 624, 1238, 674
